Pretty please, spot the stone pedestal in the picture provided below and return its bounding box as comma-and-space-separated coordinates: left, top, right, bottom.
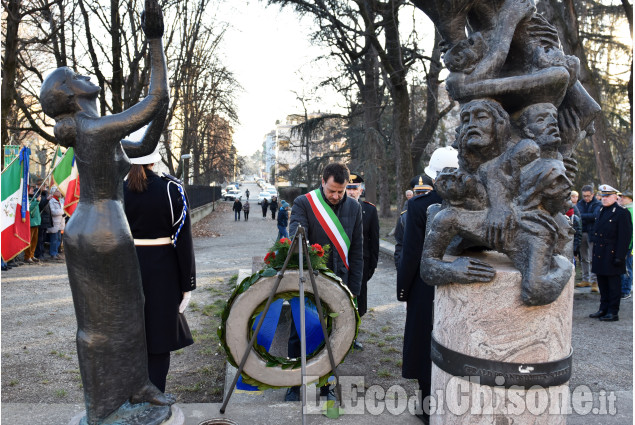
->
430, 252, 574, 425
69, 404, 184, 425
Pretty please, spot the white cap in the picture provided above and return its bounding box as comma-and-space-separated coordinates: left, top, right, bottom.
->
599, 184, 620, 194
424, 146, 459, 179
129, 147, 161, 165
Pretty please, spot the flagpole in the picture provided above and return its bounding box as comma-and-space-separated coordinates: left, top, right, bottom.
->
33, 144, 62, 199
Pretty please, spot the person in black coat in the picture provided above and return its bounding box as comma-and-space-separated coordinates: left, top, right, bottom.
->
394, 175, 434, 269
232, 198, 243, 221
124, 150, 196, 392
269, 196, 278, 220
345, 173, 379, 318
588, 184, 633, 322
345, 173, 379, 351
261, 197, 269, 219
577, 185, 602, 289
35, 189, 52, 259
397, 149, 457, 423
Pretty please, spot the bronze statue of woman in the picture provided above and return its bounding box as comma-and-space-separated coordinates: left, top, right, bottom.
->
39, 1, 173, 423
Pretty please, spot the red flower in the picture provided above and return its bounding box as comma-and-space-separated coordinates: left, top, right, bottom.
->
280, 238, 291, 245
264, 251, 276, 264
311, 243, 324, 257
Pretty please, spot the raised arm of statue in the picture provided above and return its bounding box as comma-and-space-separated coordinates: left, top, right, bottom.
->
103, 1, 169, 152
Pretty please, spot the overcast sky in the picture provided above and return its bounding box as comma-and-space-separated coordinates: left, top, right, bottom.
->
213, 1, 346, 156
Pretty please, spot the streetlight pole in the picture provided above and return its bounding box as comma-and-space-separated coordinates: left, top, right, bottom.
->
181, 153, 192, 185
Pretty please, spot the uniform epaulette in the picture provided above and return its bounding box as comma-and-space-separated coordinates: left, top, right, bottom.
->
161, 173, 183, 185
363, 200, 376, 207
401, 210, 407, 215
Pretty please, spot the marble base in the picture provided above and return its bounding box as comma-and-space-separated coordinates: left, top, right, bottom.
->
69, 404, 184, 425
430, 251, 574, 425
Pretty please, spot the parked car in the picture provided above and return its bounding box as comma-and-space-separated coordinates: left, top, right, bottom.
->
257, 191, 272, 205
267, 187, 278, 198
224, 189, 241, 201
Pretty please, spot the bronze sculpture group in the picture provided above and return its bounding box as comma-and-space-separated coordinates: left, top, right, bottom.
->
413, 0, 600, 305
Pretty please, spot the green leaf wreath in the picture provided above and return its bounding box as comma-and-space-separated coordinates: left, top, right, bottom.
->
217, 238, 359, 390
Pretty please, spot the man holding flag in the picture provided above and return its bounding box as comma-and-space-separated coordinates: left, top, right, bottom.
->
285, 162, 363, 402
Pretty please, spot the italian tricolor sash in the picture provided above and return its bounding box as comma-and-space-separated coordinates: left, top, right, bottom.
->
305, 188, 351, 269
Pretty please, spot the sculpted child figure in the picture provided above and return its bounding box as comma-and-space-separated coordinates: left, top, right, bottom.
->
39, 1, 172, 423
422, 99, 574, 306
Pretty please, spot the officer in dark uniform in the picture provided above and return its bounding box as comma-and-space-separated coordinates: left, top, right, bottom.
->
589, 184, 633, 322
397, 147, 458, 424
124, 150, 196, 392
394, 175, 434, 269
345, 173, 379, 350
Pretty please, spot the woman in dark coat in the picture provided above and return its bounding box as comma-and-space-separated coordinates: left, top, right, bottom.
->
124, 150, 196, 392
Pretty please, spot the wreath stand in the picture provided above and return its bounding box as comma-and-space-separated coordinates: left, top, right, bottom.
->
220, 226, 343, 424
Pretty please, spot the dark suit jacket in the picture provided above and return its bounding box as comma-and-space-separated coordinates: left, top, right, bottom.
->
289, 187, 364, 295
591, 203, 632, 276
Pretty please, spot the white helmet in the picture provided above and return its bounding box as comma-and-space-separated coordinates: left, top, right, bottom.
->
424, 146, 459, 179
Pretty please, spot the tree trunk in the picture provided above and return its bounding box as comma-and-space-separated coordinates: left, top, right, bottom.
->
540, 0, 618, 187
361, 43, 382, 205
1, 0, 21, 158
411, 31, 452, 173
378, 147, 392, 217
111, 0, 123, 113
382, 2, 412, 210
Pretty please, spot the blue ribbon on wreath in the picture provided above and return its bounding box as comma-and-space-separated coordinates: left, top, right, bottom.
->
236, 296, 325, 391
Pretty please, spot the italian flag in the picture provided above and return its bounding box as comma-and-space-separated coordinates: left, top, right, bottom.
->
305, 188, 351, 269
51, 147, 80, 216
1, 148, 31, 261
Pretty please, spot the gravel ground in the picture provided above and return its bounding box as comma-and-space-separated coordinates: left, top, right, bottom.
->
1, 195, 632, 423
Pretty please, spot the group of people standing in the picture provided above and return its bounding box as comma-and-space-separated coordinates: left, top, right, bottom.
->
232, 194, 282, 222
2, 184, 66, 271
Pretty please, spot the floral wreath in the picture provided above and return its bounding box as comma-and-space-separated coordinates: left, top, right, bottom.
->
263, 237, 330, 271
218, 238, 359, 390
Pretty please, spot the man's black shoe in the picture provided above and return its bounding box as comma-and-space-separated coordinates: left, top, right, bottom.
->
353, 340, 364, 351
589, 310, 606, 318
284, 386, 300, 402
599, 313, 619, 321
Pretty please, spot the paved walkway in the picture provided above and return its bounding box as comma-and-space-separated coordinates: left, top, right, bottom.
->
1, 191, 632, 424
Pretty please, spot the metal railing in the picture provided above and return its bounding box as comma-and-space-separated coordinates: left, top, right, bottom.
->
185, 185, 221, 209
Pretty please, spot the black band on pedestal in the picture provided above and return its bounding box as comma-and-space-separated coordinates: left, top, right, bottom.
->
431, 336, 572, 389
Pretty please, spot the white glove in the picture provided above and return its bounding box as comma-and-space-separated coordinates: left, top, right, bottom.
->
179, 291, 192, 313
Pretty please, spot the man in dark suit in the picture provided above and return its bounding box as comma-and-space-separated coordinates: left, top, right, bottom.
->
589, 184, 633, 321
397, 147, 458, 424
285, 162, 363, 402
345, 173, 379, 350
